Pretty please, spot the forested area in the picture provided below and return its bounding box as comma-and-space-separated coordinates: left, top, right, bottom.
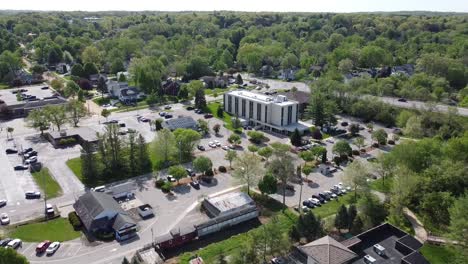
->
0, 11, 466, 104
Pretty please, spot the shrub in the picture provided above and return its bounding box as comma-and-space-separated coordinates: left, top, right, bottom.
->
372, 142, 379, 148
333, 156, 342, 165
155, 179, 165, 189
388, 140, 395, 145
352, 150, 360, 156
218, 166, 227, 173
95, 230, 115, 241
68, 212, 82, 230
58, 137, 77, 146
161, 182, 172, 193
205, 169, 214, 176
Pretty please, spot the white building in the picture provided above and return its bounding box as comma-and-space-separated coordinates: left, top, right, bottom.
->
223, 90, 309, 134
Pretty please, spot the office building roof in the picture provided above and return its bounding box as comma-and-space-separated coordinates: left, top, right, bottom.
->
227, 90, 297, 106
298, 235, 358, 264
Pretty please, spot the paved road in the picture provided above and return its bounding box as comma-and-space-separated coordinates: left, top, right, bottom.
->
241, 74, 468, 117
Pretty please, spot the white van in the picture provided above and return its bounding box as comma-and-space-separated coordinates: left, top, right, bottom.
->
364, 255, 377, 264
373, 244, 386, 256
91, 186, 106, 192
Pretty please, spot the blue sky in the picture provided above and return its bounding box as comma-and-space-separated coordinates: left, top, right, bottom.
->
2, 0, 467, 12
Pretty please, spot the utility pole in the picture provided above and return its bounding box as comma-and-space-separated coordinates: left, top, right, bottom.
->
297, 165, 303, 215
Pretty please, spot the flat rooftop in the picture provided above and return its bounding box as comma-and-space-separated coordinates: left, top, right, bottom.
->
205, 192, 255, 213
48, 126, 102, 142
227, 90, 296, 106
0, 84, 57, 106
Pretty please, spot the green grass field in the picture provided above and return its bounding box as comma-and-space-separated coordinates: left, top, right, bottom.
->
10, 218, 81, 242
205, 102, 242, 132
420, 244, 460, 264
369, 177, 393, 193
31, 168, 62, 199
0, 82, 10, 89
311, 192, 357, 218
92, 97, 111, 106
66, 158, 83, 182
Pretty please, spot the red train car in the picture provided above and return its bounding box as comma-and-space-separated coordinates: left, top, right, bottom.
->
155, 226, 197, 249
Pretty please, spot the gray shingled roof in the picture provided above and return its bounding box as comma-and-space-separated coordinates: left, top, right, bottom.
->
162, 116, 197, 131
299, 236, 357, 264
112, 213, 136, 231
73, 192, 125, 230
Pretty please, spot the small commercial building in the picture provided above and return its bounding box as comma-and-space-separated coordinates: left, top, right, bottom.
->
223, 90, 309, 134
73, 192, 137, 241
0, 85, 67, 118
46, 127, 100, 148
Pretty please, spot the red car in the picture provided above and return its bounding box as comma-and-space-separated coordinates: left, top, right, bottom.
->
36, 240, 51, 253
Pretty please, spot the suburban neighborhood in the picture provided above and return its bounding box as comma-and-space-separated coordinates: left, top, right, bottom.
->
0, 5, 467, 264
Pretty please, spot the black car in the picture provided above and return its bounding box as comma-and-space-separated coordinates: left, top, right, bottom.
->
25, 191, 41, 199
187, 106, 195, 110
41, 86, 49, 90
23, 147, 33, 153
186, 169, 195, 177
164, 105, 172, 110
164, 114, 173, 119
24, 151, 38, 158
14, 165, 29, 170
197, 145, 205, 151
204, 113, 213, 119
312, 194, 325, 203
190, 180, 200, 189
341, 121, 348, 127
0, 238, 12, 247
398, 98, 407, 102
302, 200, 315, 208
5, 148, 18, 154
319, 192, 330, 201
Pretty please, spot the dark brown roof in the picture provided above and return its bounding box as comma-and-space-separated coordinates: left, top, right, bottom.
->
280, 91, 310, 104
298, 235, 357, 264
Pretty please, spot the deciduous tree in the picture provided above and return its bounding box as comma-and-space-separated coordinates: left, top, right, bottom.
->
232, 152, 263, 195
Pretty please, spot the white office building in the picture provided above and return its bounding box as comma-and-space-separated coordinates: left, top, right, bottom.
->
223, 90, 309, 134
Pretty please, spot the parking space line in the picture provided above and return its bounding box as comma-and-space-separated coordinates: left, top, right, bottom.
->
19, 243, 33, 255
71, 245, 82, 256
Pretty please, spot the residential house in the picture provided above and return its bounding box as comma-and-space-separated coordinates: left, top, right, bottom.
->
119, 87, 140, 104
161, 78, 181, 96
56, 63, 70, 74
391, 64, 415, 77
200, 76, 229, 88
73, 192, 137, 241
279, 68, 298, 81
89, 74, 108, 86
107, 80, 128, 97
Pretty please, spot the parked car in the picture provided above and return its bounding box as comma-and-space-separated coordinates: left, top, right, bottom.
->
341, 121, 348, 126
164, 114, 173, 119
208, 142, 216, 148
166, 175, 176, 182
221, 145, 229, 150
186, 106, 194, 110
6, 239, 21, 249
228, 144, 236, 149
140, 117, 149, 122
0, 199, 6, 207
0, 238, 12, 247
14, 165, 29, 170
197, 145, 205, 151
24, 151, 38, 158
310, 198, 322, 207
25, 156, 38, 164
159, 111, 166, 116
214, 140, 221, 147
204, 113, 213, 119
397, 98, 407, 102
186, 169, 195, 177
302, 200, 314, 208
331, 187, 343, 196
190, 180, 200, 189
46, 242, 60, 255
5, 148, 18, 154
23, 147, 33, 153
25, 191, 41, 199
91, 186, 106, 192
312, 194, 325, 204
36, 240, 51, 253
294, 206, 310, 213
271, 257, 287, 264
325, 190, 338, 199
0, 213, 10, 225
338, 182, 352, 191
164, 105, 172, 110
46, 204, 54, 215
318, 192, 330, 201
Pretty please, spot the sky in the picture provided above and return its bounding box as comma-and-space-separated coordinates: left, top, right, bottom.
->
1, 0, 467, 12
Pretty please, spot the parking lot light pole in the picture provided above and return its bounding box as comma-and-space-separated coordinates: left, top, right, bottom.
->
43, 169, 47, 221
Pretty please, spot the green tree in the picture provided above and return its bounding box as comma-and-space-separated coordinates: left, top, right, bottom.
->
372, 129, 388, 145
225, 150, 237, 168
128, 132, 137, 177
216, 104, 224, 117
174, 128, 201, 162
290, 128, 302, 147
344, 160, 369, 200
291, 212, 324, 242
122, 257, 130, 264
97, 76, 107, 97
228, 134, 241, 145
358, 193, 387, 229
334, 205, 349, 231
81, 46, 101, 67
71, 63, 85, 78
258, 146, 273, 162
81, 142, 100, 185
348, 123, 360, 136
193, 156, 213, 175
247, 145, 259, 153
232, 152, 264, 195
0, 247, 29, 264
258, 174, 277, 195
25, 108, 50, 135
136, 134, 151, 174
97, 124, 128, 180
350, 215, 364, 235
152, 128, 176, 168
247, 131, 265, 144
448, 194, 468, 246
197, 119, 209, 135
66, 99, 87, 127
168, 165, 187, 183
420, 192, 454, 229
45, 105, 67, 131
353, 137, 366, 150
348, 204, 357, 229
101, 109, 111, 122
269, 145, 296, 206
359, 45, 391, 68
333, 140, 352, 157
83, 62, 98, 78
235, 74, 243, 85
194, 86, 207, 109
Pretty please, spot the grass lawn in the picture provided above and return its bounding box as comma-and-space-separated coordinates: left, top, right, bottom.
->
420, 244, 459, 264
10, 218, 81, 242
66, 158, 83, 182
179, 210, 297, 263
369, 177, 393, 194
92, 97, 111, 106
204, 88, 229, 96
0, 82, 10, 89
112, 101, 149, 113
205, 102, 242, 132
311, 192, 357, 218
31, 168, 62, 199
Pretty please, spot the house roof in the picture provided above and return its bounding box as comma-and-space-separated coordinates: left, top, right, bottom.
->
280, 90, 310, 105
402, 251, 430, 264
73, 192, 125, 230
398, 235, 423, 251
109, 182, 135, 198
112, 213, 136, 231
299, 235, 357, 264
120, 87, 139, 97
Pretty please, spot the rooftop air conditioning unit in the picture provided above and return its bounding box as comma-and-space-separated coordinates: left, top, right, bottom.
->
59, 130, 67, 136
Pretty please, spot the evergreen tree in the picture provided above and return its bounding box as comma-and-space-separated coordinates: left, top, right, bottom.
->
128, 132, 137, 176
97, 76, 107, 97
334, 205, 349, 231
350, 215, 364, 235
136, 134, 152, 174
194, 87, 207, 109
236, 73, 243, 85
290, 128, 302, 147
293, 212, 324, 242
122, 257, 130, 264
71, 63, 85, 78
81, 142, 99, 185
83, 62, 98, 78
348, 204, 357, 229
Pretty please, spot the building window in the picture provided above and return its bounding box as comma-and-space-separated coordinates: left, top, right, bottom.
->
234, 97, 239, 115
281, 108, 284, 126
227, 95, 232, 113
287, 105, 293, 125
242, 99, 246, 117
257, 103, 262, 121
264, 105, 267, 122
249, 101, 253, 118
